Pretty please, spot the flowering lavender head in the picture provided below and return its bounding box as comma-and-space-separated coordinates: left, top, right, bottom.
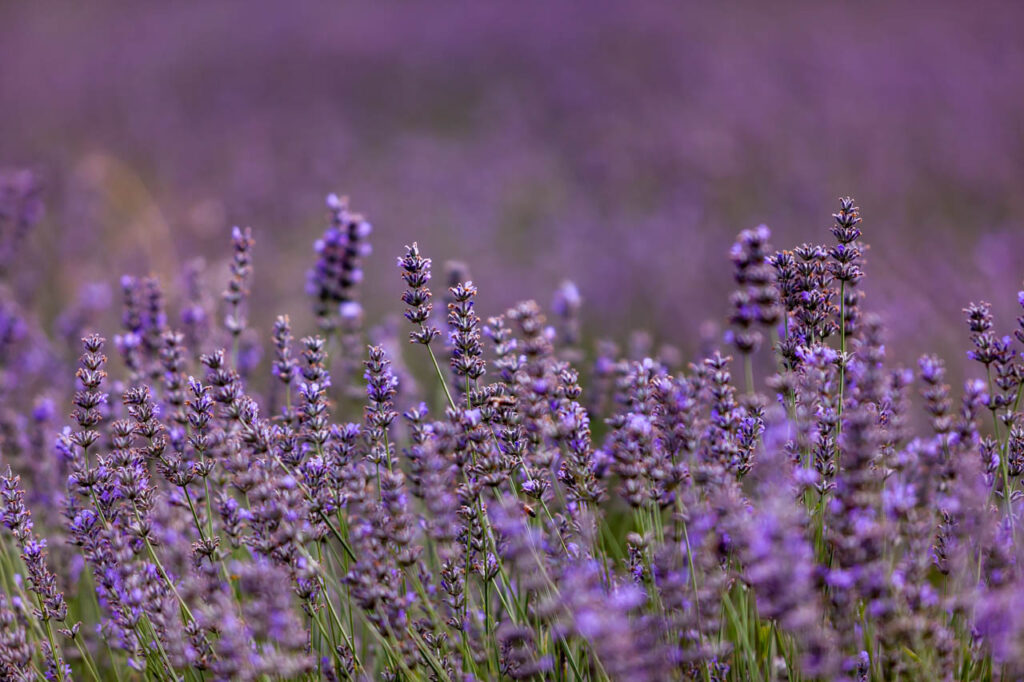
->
964, 301, 993, 335
70, 334, 108, 450
831, 196, 862, 245
307, 193, 372, 332
728, 224, 781, 354
364, 345, 398, 466
223, 225, 254, 338
2, 468, 68, 626
1, 467, 32, 541
398, 242, 440, 345
447, 281, 485, 382
271, 314, 297, 387
550, 279, 583, 361
828, 196, 865, 337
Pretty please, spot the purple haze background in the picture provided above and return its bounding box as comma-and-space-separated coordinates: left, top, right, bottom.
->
3, 0, 1024, 377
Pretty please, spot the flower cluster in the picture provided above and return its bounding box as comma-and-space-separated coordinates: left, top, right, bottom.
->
399, 242, 441, 346
3, 190, 1024, 682
307, 194, 373, 332
727, 224, 781, 356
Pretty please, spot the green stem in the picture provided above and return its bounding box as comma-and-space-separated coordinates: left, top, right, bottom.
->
133, 508, 198, 628
72, 635, 105, 682
40, 613, 66, 682
744, 352, 755, 396
682, 523, 711, 682
426, 344, 456, 410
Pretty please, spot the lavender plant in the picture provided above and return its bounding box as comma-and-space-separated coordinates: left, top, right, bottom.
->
3, 188, 1024, 682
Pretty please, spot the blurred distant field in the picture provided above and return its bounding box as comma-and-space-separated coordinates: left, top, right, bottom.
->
3, 0, 1024, 378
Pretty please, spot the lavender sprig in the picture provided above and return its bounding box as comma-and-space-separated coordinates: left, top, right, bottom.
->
223, 225, 254, 355
399, 243, 441, 346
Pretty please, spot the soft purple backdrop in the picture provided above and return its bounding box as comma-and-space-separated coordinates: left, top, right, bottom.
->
3, 0, 1024, 378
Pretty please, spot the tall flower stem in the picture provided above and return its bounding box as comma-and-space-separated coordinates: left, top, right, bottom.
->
427, 344, 456, 410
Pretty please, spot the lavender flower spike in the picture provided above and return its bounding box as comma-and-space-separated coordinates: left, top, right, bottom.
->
399, 242, 441, 345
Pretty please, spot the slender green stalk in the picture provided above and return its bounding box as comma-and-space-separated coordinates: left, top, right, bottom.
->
39, 610, 67, 682
72, 636, 105, 682
426, 344, 456, 410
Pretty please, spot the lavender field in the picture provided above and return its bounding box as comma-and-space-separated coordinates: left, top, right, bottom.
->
3, 2, 1024, 680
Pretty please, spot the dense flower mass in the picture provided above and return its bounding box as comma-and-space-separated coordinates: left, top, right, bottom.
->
3, 181, 1024, 682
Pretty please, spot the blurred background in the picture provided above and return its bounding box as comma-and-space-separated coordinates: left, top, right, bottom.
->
3, 0, 1024, 384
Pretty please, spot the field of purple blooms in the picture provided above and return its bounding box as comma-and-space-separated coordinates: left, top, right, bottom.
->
3, 169, 1024, 681
6, 3, 1024, 681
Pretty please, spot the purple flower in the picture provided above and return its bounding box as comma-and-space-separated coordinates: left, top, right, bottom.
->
398, 242, 441, 345
307, 194, 372, 333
